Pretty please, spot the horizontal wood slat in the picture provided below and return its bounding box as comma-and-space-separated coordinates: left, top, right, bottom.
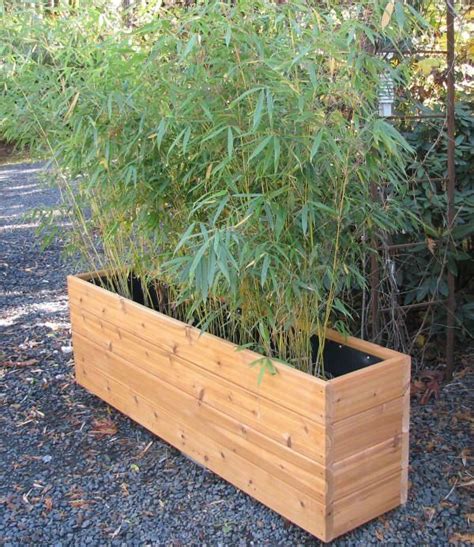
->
73, 333, 328, 539
68, 275, 327, 423
325, 328, 402, 361
330, 356, 410, 422
73, 330, 327, 499
332, 398, 404, 461
332, 470, 402, 538
332, 436, 402, 500
70, 305, 327, 464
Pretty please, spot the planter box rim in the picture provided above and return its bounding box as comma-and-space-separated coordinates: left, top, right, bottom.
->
69, 270, 408, 384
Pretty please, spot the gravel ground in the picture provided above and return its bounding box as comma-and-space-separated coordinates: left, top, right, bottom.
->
1, 161, 473, 545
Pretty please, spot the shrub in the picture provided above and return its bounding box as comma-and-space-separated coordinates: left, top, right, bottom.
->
399, 102, 474, 341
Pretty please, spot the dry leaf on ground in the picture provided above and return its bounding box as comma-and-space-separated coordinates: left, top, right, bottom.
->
90, 418, 117, 438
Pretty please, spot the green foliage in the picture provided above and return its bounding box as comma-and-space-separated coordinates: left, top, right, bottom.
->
378, 0, 474, 345
398, 102, 474, 338
0, 1, 417, 377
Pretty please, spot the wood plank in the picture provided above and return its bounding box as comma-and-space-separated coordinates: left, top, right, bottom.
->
325, 328, 403, 361
324, 382, 335, 541
68, 275, 327, 423
72, 334, 328, 539
401, 361, 411, 504
332, 470, 402, 539
330, 355, 410, 421
332, 398, 403, 461
75, 270, 111, 280
70, 305, 327, 464
332, 436, 402, 500
73, 332, 327, 502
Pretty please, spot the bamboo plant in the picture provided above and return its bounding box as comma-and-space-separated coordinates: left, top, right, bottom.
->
0, 1, 419, 377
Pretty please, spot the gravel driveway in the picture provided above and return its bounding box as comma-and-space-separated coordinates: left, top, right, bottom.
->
1, 161, 472, 545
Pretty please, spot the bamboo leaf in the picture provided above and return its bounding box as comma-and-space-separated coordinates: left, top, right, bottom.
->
273, 136, 280, 173
227, 127, 234, 158
207, 249, 217, 288
229, 87, 264, 108
260, 254, 270, 287
180, 34, 197, 61
156, 118, 168, 149
167, 128, 186, 157
225, 25, 232, 47
301, 204, 308, 236
64, 91, 80, 122
202, 125, 227, 143
394, 1, 406, 28
182, 126, 191, 153
212, 196, 228, 225
189, 240, 209, 279
310, 131, 323, 161
307, 63, 317, 88
174, 222, 196, 254
248, 135, 272, 162
253, 89, 265, 131
266, 89, 274, 127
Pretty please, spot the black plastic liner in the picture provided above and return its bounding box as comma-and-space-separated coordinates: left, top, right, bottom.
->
91, 274, 381, 378
311, 337, 380, 377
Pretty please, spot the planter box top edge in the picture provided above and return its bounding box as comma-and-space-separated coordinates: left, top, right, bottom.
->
68, 272, 409, 385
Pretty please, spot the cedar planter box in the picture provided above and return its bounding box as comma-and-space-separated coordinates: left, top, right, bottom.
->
68, 272, 410, 542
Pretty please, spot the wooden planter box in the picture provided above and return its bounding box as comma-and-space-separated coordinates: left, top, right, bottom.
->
68, 272, 410, 542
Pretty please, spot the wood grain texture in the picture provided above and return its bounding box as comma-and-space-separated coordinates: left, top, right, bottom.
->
68, 275, 327, 423
332, 470, 402, 538
73, 332, 328, 539
328, 356, 410, 531
73, 330, 327, 498
330, 355, 410, 422
401, 360, 411, 504
69, 305, 327, 464
68, 272, 410, 543
332, 397, 404, 461
325, 328, 402, 360
332, 436, 403, 500
323, 382, 335, 541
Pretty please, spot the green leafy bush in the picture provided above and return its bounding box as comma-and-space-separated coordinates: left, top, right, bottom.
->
397, 102, 474, 340
0, 1, 417, 376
